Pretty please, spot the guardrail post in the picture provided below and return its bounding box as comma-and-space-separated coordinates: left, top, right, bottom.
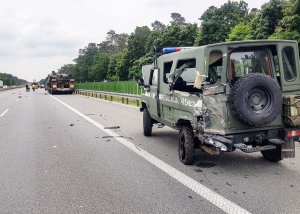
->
105, 95, 107, 100
136, 99, 140, 107
126, 98, 129, 105
122, 97, 124, 104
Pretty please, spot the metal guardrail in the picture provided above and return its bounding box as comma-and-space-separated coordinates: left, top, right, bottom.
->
75, 89, 142, 107
75, 89, 141, 98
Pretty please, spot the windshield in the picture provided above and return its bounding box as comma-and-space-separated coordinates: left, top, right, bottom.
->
229, 49, 272, 81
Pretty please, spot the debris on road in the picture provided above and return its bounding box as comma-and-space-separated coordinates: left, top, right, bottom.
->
104, 126, 120, 129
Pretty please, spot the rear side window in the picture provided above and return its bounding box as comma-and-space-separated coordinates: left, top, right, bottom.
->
282, 46, 297, 81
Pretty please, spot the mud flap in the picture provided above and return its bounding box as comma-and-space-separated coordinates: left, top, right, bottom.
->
281, 138, 295, 158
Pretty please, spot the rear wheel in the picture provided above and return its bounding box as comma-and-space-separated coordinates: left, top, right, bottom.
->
143, 108, 152, 136
178, 126, 195, 165
261, 145, 282, 162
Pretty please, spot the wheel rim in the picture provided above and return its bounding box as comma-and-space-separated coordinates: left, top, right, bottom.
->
246, 87, 271, 114
179, 134, 186, 160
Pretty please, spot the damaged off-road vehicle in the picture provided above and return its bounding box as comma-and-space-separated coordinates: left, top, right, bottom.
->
140, 40, 299, 165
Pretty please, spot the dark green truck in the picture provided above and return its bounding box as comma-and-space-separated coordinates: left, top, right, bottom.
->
140, 40, 299, 165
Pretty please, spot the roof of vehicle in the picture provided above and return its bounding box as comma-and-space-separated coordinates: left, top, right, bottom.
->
158, 40, 298, 60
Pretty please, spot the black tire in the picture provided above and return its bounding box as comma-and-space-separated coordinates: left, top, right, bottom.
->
143, 108, 152, 136
230, 73, 282, 127
178, 126, 195, 165
261, 145, 282, 162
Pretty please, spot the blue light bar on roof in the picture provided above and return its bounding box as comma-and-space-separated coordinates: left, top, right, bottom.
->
162, 47, 181, 53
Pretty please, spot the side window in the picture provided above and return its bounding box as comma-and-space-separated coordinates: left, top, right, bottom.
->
173, 59, 196, 91
282, 46, 297, 81
176, 59, 196, 69
150, 69, 158, 86
208, 51, 223, 84
176, 59, 196, 82
163, 61, 173, 83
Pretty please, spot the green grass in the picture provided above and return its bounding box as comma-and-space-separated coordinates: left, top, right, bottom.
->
76, 81, 143, 95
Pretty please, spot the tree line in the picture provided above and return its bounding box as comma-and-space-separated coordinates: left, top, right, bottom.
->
0, 73, 27, 86
56, 0, 300, 83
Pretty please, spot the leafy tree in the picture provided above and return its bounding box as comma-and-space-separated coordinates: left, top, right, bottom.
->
153, 23, 198, 50
58, 64, 76, 76
251, 0, 284, 39
90, 53, 110, 81
199, 1, 249, 44
227, 22, 254, 41
98, 30, 129, 54
126, 26, 152, 69
171, 13, 186, 25
74, 43, 99, 81
270, 0, 300, 51
151, 21, 166, 32
128, 53, 153, 79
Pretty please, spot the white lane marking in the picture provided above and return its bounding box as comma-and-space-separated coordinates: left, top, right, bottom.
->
49, 94, 251, 214
0, 109, 9, 117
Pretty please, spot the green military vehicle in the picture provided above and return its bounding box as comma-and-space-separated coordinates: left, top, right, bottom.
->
140, 40, 299, 165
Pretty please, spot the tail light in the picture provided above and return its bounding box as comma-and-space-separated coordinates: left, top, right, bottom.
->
70, 84, 75, 88
287, 130, 300, 138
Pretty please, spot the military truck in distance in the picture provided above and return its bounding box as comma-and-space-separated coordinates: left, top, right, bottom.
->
45, 72, 75, 95
140, 40, 299, 165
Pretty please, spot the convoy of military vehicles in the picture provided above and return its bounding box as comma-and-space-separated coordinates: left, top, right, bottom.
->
140, 40, 299, 165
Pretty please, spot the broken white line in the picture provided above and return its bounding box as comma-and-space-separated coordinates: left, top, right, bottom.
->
0, 109, 9, 117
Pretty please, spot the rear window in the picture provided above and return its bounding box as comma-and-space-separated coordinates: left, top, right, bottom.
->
282, 46, 297, 81
229, 50, 272, 81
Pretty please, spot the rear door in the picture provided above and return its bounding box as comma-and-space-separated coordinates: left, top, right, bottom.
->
277, 42, 300, 92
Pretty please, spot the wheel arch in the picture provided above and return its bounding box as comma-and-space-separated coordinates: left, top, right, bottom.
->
176, 119, 193, 128
140, 101, 148, 112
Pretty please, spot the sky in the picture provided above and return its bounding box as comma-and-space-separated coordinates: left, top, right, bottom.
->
0, 0, 268, 82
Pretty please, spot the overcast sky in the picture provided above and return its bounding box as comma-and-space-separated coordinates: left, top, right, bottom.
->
0, 0, 268, 82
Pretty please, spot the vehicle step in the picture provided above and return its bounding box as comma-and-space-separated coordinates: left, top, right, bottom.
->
234, 143, 247, 149
241, 145, 277, 153
269, 139, 285, 145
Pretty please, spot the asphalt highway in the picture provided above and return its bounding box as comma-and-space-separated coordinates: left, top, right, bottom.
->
0, 88, 299, 214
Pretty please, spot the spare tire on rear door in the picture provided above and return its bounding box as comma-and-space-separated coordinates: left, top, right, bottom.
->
229, 73, 282, 127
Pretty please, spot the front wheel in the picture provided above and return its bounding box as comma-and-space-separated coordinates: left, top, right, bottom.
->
143, 108, 152, 136
261, 145, 282, 162
178, 126, 195, 165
